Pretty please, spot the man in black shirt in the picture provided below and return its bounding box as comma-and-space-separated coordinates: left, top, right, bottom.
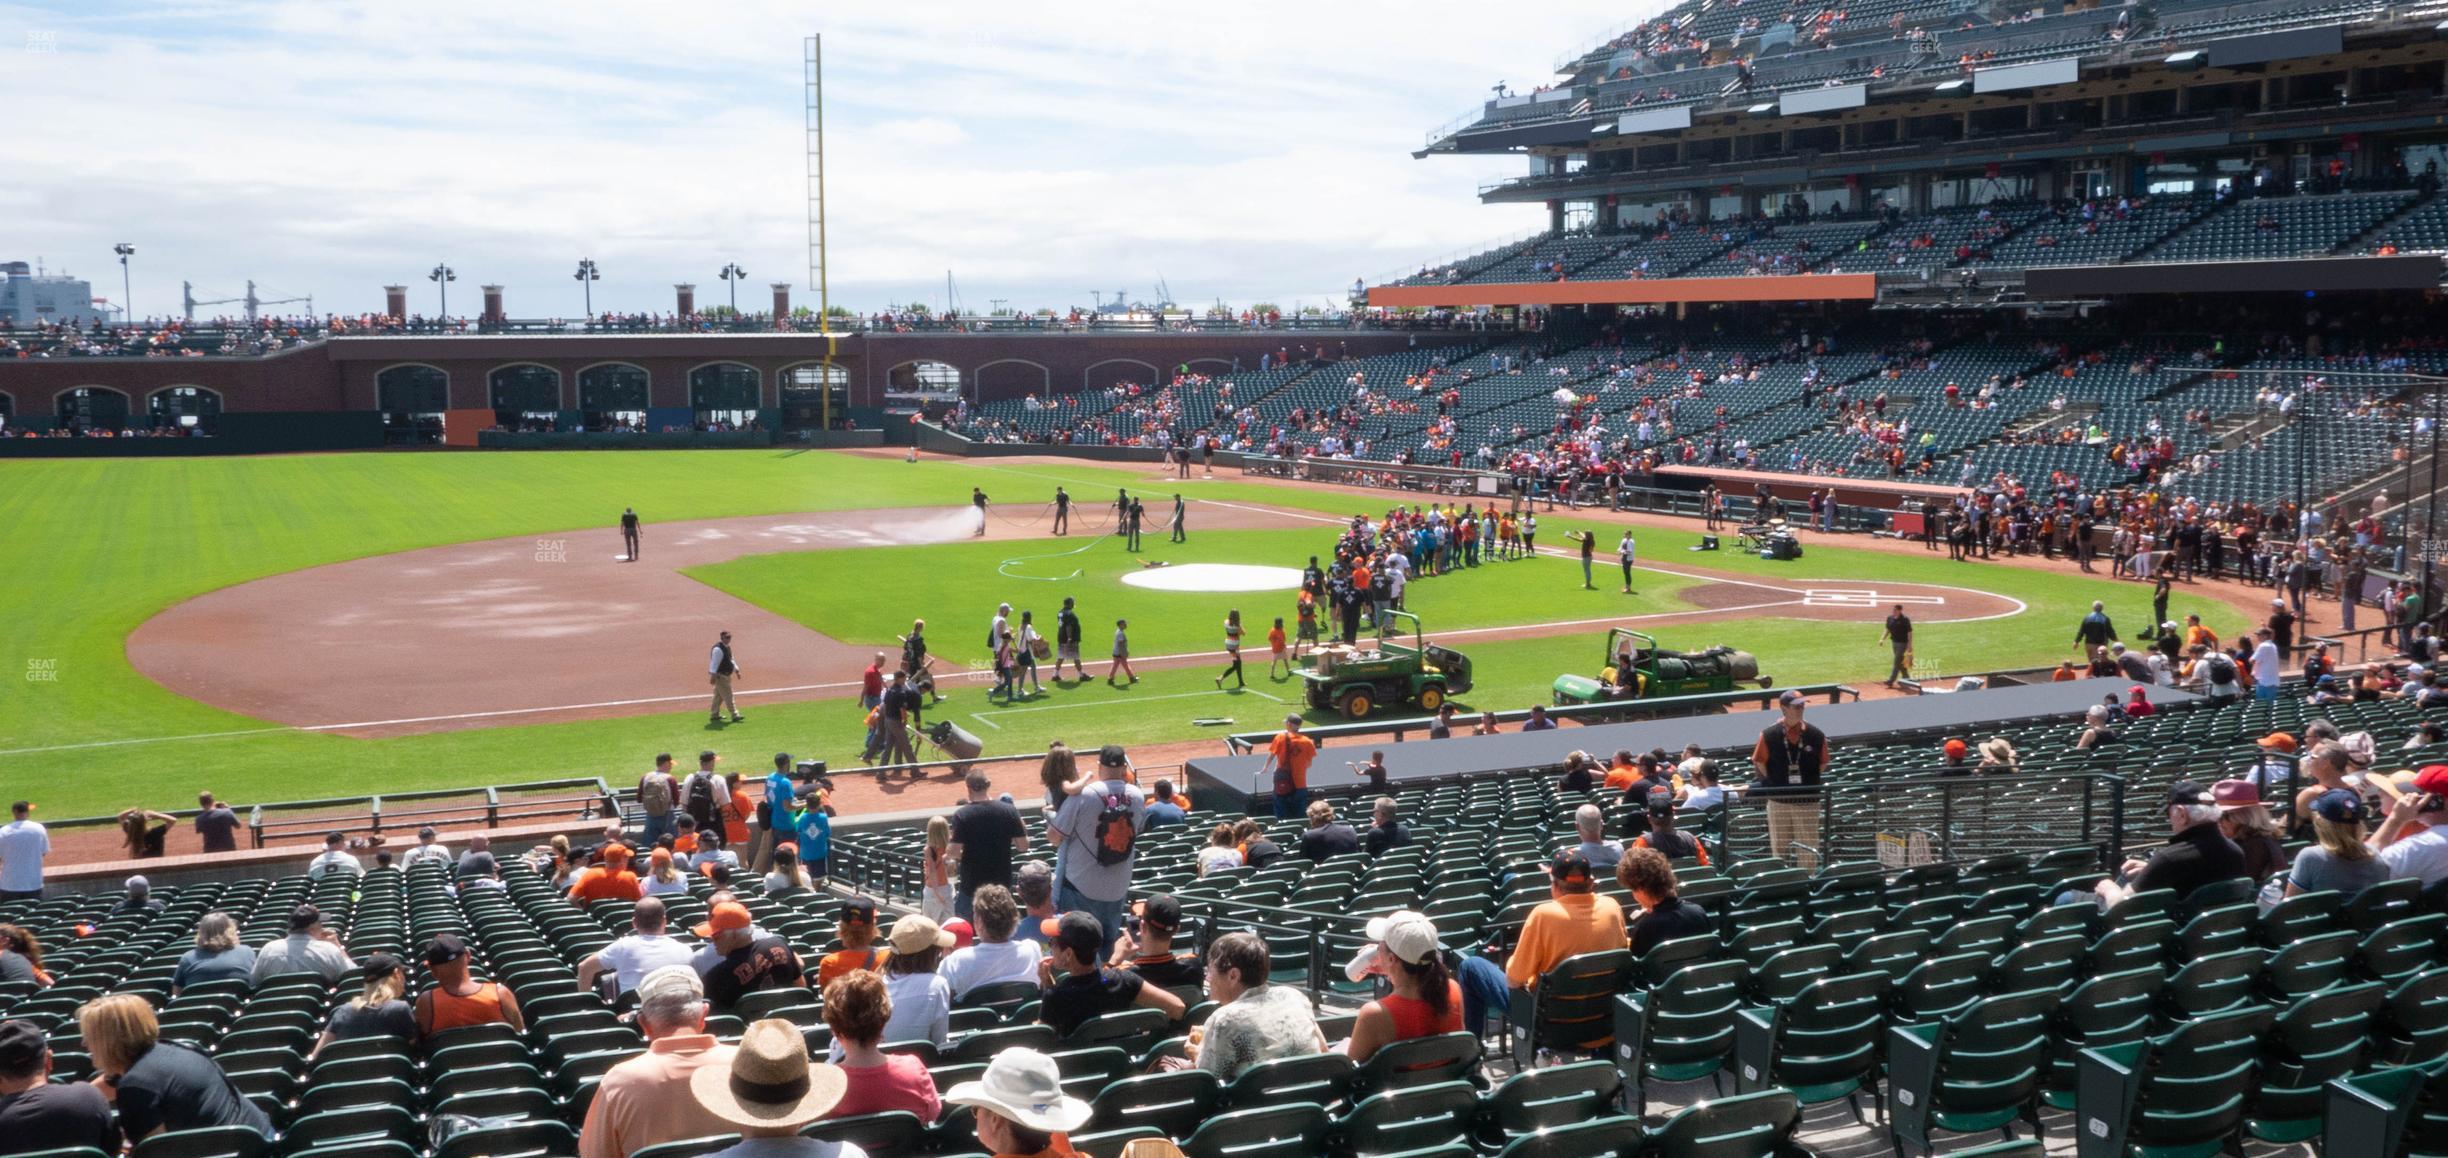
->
1749, 690, 1830, 869
1880, 605, 1912, 688
1296, 800, 1361, 862
1110, 895, 1203, 991
1039, 912, 1183, 1038
1054, 597, 1084, 681
1362, 797, 1412, 857
2095, 780, 2246, 907
692, 901, 805, 1012
1619, 848, 1714, 959
0, 1020, 119, 1154
1052, 487, 1071, 536
947, 771, 1029, 923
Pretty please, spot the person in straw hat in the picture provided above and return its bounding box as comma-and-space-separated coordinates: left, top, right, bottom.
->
942, 1046, 1094, 1158
690, 1018, 863, 1158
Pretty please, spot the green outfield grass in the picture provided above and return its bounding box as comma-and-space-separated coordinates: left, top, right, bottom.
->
686, 528, 1707, 665
0, 449, 2244, 818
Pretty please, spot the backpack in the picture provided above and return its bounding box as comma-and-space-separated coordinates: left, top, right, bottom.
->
2204, 652, 2238, 684
638, 772, 674, 818
685, 773, 721, 831
1090, 783, 1139, 868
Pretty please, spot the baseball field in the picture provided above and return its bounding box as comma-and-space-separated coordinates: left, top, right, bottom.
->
0, 449, 2244, 818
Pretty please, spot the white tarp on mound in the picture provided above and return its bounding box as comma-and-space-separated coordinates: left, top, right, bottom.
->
1119, 563, 1304, 593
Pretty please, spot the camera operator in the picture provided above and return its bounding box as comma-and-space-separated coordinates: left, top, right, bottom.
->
2372, 765, 2448, 887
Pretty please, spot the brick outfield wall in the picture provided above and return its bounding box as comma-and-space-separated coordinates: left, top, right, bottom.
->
0, 331, 1476, 415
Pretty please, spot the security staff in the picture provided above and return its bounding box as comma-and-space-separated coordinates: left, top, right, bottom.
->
708, 631, 744, 724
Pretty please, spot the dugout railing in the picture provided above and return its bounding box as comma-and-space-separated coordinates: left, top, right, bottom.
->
37, 777, 618, 851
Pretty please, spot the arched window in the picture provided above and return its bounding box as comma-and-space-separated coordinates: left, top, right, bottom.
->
578, 363, 650, 432
887, 360, 963, 399
57, 387, 130, 432
780, 362, 850, 431
149, 386, 223, 434
488, 364, 563, 430
689, 362, 761, 429
376, 364, 449, 445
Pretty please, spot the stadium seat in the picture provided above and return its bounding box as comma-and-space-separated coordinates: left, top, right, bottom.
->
1636, 1087, 1809, 1157
1179, 1103, 1331, 1158
1612, 959, 1744, 1114
2248, 980, 2388, 1144
625, 1138, 742, 1158
1348, 1030, 1479, 1095
1731, 972, 1890, 1122
2071, 1004, 2273, 1157
1886, 987, 2058, 1153
129, 1128, 272, 1158
1331, 1080, 1478, 1156
1504, 948, 1629, 1066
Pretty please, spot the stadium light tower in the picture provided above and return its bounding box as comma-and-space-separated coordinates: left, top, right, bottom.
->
113, 243, 134, 324
428, 263, 456, 321
574, 259, 599, 317
719, 262, 746, 315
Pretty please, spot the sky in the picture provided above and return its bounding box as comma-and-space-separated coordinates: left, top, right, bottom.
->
3, 0, 1646, 320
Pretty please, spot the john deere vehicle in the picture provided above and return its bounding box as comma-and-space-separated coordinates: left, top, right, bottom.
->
1299, 610, 1473, 719
1551, 628, 1769, 705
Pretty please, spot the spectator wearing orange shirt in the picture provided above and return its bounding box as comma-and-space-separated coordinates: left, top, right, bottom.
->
1259, 715, 1318, 820
570, 845, 644, 904
1502, 849, 1627, 991
816, 897, 890, 990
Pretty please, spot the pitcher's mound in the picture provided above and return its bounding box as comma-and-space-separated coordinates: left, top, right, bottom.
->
1120, 563, 1304, 593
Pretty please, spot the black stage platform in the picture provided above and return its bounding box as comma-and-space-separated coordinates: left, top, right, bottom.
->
1181, 677, 2196, 811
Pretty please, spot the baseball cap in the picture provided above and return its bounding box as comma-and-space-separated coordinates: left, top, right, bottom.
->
1135, 894, 1182, 932
1550, 848, 1594, 890
2256, 732, 2298, 753
1777, 689, 1806, 707
942, 918, 975, 950
636, 964, 704, 1006
2129, 685, 2149, 697
693, 901, 754, 938
2416, 765, 2448, 795
2210, 779, 2261, 810
422, 933, 469, 967
699, 750, 718, 762
1051, 911, 1104, 959
2311, 789, 2367, 824
1943, 739, 1969, 760
0, 1020, 45, 1073
601, 843, 632, 863
1098, 745, 1129, 768
2164, 780, 2214, 809
124, 874, 148, 893
1372, 911, 1441, 966
360, 952, 403, 984
1345, 909, 1434, 982
1647, 793, 1677, 817
838, 897, 877, 925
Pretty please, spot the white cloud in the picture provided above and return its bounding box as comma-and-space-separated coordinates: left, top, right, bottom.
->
1, 0, 1650, 317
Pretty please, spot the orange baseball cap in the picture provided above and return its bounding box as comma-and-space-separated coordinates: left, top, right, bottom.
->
602, 843, 632, 862
692, 901, 753, 938
1942, 739, 1968, 759
2256, 733, 2298, 753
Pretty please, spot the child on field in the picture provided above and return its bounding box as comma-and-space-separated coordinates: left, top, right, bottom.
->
1268, 617, 1291, 678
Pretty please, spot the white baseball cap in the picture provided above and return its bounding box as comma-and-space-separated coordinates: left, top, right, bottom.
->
1344, 910, 1440, 981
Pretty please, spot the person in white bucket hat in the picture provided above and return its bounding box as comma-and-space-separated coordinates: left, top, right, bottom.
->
942, 1046, 1094, 1157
